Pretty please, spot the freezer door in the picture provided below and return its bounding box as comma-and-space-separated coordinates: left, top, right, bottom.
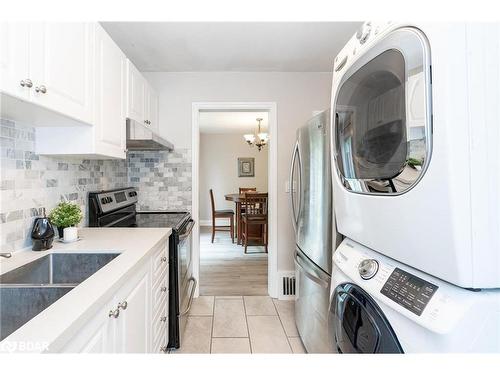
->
295, 110, 333, 274
294, 249, 334, 353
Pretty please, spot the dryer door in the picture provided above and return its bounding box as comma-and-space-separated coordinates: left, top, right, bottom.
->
329, 283, 403, 353
333, 27, 432, 195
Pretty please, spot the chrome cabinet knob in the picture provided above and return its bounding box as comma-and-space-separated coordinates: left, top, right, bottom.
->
108, 308, 120, 318
35, 85, 47, 94
118, 301, 128, 310
160, 286, 167, 292
161, 256, 167, 262
358, 259, 379, 280
160, 316, 167, 322
20, 79, 33, 88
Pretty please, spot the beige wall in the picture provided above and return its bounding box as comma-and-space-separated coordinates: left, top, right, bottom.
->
144, 72, 332, 271
199, 133, 268, 222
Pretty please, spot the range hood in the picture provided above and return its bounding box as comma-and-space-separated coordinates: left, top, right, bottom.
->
126, 118, 174, 151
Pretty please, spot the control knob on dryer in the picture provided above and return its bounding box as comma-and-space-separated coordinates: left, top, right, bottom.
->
358, 259, 379, 280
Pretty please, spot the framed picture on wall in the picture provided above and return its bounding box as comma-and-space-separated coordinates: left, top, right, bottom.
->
238, 157, 255, 177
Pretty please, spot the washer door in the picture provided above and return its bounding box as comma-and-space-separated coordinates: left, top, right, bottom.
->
329, 283, 403, 353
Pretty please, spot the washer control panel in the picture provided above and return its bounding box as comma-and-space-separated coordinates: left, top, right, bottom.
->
381, 268, 438, 316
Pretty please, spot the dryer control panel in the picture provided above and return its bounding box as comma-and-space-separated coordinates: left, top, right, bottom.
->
381, 268, 438, 316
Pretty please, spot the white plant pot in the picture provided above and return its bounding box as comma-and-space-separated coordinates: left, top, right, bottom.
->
63, 227, 78, 242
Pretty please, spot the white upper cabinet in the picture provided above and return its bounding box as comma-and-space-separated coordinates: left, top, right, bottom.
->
126, 60, 146, 123
126, 59, 160, 133
0, 22, 93, 125
35, 23, 127, 159
94, 23, 127, 158
29, 23, 93, 124
0, 22, 31, 100
146, 84, 159, 133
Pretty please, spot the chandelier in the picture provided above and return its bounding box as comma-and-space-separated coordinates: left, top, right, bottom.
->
244, 118, 268, 152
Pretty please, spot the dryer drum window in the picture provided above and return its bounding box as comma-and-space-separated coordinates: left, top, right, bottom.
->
334, 28, 432, 195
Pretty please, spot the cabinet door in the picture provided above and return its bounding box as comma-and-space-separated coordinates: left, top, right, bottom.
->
126, 60, 145, 123
0, 22, 31, 100
94, 24, 126, 158
149, 88, 159, 133
115, 270, 150, 353
61, 303, 115, 353
30, 22, 93, 124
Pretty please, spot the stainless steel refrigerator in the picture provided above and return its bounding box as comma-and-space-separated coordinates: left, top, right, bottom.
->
289, 109, 338, 353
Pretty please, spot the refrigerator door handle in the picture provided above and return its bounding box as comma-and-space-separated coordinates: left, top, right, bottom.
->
289, 141, 301, 232
294, 251, 330, 289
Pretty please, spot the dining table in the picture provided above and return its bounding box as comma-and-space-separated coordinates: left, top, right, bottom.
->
225, 192, 267, 245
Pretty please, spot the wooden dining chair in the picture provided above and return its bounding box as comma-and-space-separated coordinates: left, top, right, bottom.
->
239, 187, 256, 194
209, 189, 234, 243
241, 192, 268, 254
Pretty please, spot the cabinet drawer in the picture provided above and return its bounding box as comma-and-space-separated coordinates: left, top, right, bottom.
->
152, 305, 168, 351
152, 267, 168, 317
152, 245, 168, 281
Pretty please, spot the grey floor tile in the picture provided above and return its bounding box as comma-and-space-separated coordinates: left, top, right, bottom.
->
247, 315, 292, 353
244, 296, 277, 316
211, 338, 251, 354
189, 296, 214, 316
175, 316, 212, 354
212, 298, 248, 338
289, 337, 307, 354
215, 295, 243, 299
273, 299, 299, 337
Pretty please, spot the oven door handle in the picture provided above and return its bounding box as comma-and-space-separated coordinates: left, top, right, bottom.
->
179, 220, 195, 240
180, 277, 197, 317
99, 212, 136, 228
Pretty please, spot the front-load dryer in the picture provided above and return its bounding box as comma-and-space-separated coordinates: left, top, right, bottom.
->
330, 22, 500, 289
329, 239, 500, 353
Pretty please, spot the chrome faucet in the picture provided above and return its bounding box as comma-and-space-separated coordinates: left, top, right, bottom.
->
0, 252, 12, 259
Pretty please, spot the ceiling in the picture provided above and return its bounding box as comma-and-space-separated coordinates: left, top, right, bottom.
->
100, 22, 361, 72
199, 111, 268, 134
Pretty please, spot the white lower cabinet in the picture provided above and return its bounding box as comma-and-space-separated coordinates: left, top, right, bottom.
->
61, 243, 169, 353
113, 270, 150, 353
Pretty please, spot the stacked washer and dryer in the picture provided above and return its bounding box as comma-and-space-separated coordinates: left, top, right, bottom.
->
329, 22, 500, 353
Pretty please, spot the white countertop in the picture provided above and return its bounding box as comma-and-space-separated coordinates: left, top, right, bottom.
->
0, 227, 171, 353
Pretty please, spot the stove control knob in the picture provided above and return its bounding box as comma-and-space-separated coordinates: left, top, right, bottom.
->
108, 197, 113, 202
101, 197, 106, 204
358, 259, 379, 280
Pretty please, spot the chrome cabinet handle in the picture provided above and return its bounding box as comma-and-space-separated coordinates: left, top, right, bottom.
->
161, 256, 167, 262
108, 308, 120, 318
118, 301, 128, 310
35, 85, 47, 94
20, 79, 33, 88
160, 286, 167, 292
160, 316, 167, 322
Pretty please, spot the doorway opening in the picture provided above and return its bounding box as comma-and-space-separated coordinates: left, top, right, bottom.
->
191, 102, 278, 298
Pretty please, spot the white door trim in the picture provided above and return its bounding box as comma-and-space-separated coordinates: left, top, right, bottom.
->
191, 101, 278, 298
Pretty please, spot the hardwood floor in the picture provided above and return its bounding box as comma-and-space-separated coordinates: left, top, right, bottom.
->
199, 226, 268, 296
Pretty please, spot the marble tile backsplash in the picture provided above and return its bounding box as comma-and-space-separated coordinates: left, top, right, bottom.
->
0, 119, 192, 253
127, 149, 192, 211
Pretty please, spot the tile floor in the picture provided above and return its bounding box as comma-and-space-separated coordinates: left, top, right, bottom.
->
174, 295, 306, 354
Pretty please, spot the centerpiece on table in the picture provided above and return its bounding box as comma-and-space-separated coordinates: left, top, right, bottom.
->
48, 202, 83, 243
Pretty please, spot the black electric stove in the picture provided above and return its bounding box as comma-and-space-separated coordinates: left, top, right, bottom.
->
88, 187, 196, 351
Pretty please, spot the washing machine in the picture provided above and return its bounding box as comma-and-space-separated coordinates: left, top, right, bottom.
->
329, 239, 500, 353
330, 21, 500, 289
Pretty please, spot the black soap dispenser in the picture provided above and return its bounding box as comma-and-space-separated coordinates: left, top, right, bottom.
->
31, 208, 55, 251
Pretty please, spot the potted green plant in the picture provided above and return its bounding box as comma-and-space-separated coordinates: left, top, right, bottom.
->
48, 202, 83, 242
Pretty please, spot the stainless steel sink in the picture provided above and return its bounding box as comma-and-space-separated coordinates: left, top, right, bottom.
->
0, 253, 120, 341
